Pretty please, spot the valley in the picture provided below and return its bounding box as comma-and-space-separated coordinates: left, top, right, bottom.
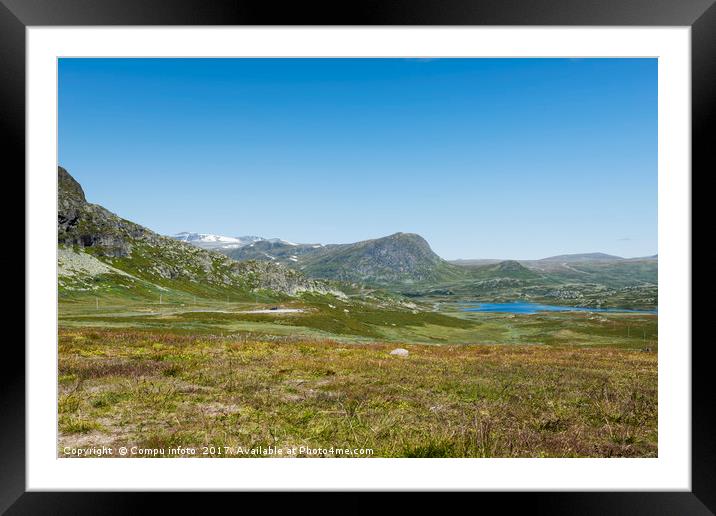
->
57, 166, 658, 458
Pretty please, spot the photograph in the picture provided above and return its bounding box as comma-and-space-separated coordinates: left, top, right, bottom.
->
57, 57, 658, 459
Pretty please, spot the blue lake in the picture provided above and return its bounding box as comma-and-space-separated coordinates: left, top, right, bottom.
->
461, 301, 657, 315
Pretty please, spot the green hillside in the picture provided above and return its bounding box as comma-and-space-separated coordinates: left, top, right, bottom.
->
57, 166, 342, 304
297, 232, 469, 286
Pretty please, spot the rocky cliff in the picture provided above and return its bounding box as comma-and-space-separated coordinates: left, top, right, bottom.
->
57, 166, 340, 298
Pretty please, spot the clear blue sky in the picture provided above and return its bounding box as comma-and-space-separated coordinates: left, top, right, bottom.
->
59, 58, 657, 260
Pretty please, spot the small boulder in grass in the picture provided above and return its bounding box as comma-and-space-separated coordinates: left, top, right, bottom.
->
389, 348, 409, 357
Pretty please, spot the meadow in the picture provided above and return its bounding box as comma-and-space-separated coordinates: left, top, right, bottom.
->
58, 298, 657, 458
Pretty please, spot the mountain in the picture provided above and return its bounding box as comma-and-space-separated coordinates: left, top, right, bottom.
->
226, 239, 325, 264
57, 166, 338, 300
171, 232, 263, 251
537, 252, 624, 262
468, 260, 541, 280
170, 233, 302, 252
452, 252, 657, 267
226, 234, 540, 286
449, 258, 503, 267
515, 252, 657, 286
626, 254, 658, 261
452, 252, 656, 286
224, 232, 469, 285
296, 233, 468, 286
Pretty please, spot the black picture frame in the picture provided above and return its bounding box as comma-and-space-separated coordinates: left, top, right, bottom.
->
4, 0, 711, 513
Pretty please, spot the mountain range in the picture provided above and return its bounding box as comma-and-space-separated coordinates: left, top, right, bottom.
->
167, 228, 657, 308
57, 165, 656, 309
173, 232, 655, 267
171, 230, 656, 287
173, 231, 470, 285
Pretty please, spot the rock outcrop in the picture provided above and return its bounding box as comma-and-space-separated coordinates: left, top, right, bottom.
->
57, 166, 341, 297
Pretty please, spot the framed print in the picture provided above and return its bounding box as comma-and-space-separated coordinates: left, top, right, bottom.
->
5, 0, 712, 512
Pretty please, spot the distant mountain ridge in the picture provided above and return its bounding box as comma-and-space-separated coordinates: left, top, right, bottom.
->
58, 170, 657, 309
225, 239, 325, 263
451, 252, 657, 267
170, 232, 299, 251
223, 232, 468, 286
468, 260, 541, 280
538, 252, 624, 262
171, 232, 264, 250
172, 229, 656, 288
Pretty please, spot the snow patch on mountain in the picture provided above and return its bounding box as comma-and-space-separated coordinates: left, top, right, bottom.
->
172, 232, 319, 252
267, 238, 298, 246
171, 232, 265, 251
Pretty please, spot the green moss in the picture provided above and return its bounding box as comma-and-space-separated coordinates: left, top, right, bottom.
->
59, 415, 105, 434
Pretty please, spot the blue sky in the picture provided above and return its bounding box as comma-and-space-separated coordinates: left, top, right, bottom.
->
59, 58, 657, 260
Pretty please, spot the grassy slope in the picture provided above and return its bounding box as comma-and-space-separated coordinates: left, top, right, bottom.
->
59, 243, 349, 308
296, 233, 469, 285
59, 294, 657, 349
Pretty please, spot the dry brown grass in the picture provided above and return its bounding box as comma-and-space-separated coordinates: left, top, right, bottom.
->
58, 327, 657, 458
